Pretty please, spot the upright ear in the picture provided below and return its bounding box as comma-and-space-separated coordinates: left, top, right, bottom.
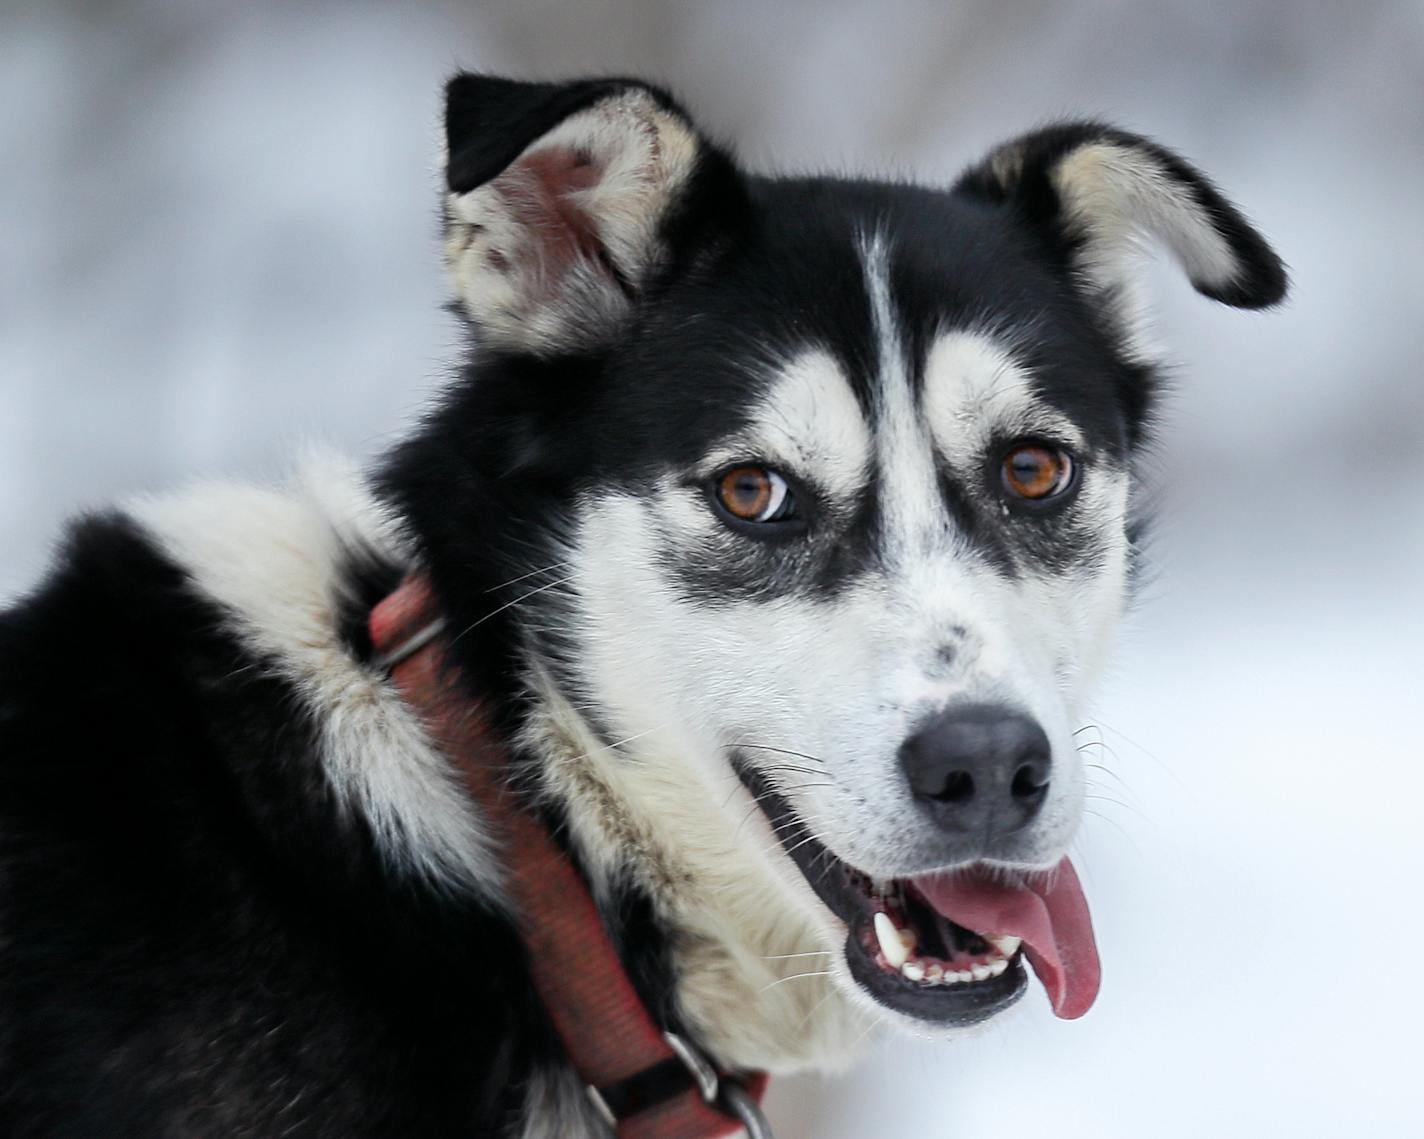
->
441, 73, 721, 354
956, 121, 1288, 329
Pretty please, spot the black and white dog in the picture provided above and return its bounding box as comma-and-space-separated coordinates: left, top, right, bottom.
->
0, 74, 1285, 1136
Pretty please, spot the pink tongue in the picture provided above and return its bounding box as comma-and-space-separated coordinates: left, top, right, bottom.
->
911, 857, 1101, 1019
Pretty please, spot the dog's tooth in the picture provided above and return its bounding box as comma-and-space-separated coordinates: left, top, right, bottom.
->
897, 927, 917, 954
924, 962, 944, 983
987, 935, 1022, 958
952, 969, 974, 984
902, 961, 925, 982
986, 957, 1009, 977
970, 962, 992, 982
874, 912, 908, 969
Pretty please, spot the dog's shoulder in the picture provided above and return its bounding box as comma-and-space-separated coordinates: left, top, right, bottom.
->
2, 452, 500, 893
0, 455, 557, 1137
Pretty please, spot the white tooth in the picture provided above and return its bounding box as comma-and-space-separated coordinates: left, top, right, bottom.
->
971, 963, 992, 982
988, 935, 1022, 958
941, 969, 962, 985
987, 958, 1009, 977
902, 961, 925, 982
953, 969, 975, 984
874, 912, 908, 968
925, 963, 944, 982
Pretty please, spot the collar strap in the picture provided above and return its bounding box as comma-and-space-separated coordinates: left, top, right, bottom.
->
369, 575, 772, 1138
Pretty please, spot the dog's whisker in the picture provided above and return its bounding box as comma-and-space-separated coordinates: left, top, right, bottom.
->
760, 950, 832, 960
758, 970, 834, 994
555, 722, 675, 770
731, 791, 835, 844
1082, 763, 1139, 804
731, 741, 830, 767
778, 832, 828, 860
1082, 807, 1145, 852
1083, 793, 1151, 823
739, 811, 836, 862
795, 987, 844, 1031
849, 1013, 884, 1050
755, 763, 829, 778
1076, 740, 1124, 766
484, 560, 574, 594
1083, 718, 1184, 787
449, 574, 578, 646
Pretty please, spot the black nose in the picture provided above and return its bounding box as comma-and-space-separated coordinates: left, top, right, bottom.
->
898, 703, 1052, 838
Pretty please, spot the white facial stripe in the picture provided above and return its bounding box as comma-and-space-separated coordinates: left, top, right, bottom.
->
860, 233, 942, 562
706, 349, 870, 499
921, 330, 1085, 461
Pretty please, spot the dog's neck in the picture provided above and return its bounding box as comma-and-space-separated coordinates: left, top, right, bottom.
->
516, 660, 873, 1076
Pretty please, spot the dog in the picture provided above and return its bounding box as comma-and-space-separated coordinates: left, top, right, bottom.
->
0, 73, 1286, 1137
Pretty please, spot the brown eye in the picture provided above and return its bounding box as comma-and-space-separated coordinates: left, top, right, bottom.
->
715, 466, 795, 524
1001, 444, 1075, 502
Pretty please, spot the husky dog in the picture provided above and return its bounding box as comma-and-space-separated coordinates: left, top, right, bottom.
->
0, 74, 1285, 1136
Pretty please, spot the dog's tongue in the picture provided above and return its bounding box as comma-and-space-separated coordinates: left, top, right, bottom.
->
911, 857, 1100, 1019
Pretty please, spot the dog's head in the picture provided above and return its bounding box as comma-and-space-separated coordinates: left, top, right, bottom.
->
399, 74, 1285, 1041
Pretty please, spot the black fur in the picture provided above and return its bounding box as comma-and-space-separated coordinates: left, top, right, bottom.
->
0, 517, 561, 1136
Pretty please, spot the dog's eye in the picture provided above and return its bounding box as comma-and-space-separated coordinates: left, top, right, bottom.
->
1000, 443, 1076, 503
713, 466, 797, 525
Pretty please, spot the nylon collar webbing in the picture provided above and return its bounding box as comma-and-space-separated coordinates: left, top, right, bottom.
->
369, 575, 772, 1138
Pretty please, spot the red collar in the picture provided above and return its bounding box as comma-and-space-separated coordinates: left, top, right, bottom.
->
370, 575, 772, 1138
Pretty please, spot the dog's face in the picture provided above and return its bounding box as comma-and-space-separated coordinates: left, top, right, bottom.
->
419, 75, 1285, 1040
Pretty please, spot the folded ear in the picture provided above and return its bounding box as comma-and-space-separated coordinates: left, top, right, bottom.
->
441, 73, 716, 354
956, 121, 1287, 328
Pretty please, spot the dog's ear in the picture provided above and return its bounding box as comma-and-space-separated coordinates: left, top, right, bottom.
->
441, 73, 724, 354
956, 122, 1288, 330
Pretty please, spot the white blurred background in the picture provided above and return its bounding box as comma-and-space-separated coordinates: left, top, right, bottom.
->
3, 1, 1421, 1134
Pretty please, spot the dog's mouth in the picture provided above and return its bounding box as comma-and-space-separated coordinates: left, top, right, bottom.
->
735, 760, 1101, 1026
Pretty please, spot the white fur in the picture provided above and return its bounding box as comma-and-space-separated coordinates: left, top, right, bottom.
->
519, 555, 874, 1073
1055, 142, 1239, 297
702, 347, 872, 501
514, 1064, 603, 1139
128, 450, 504, 897
918, 325, 1131, 707
921, 329, 1085, 459
445, 88, 699, 354
862, 232, 943, 564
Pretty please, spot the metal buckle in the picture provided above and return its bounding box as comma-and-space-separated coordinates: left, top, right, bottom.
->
370, 616, 447, 672
584, 1083, 619, 1135
663, 1031, 721, 1103
666, 1032, 777, 1139
584, 1034, 776, 1138
720, 1078, 776, 1139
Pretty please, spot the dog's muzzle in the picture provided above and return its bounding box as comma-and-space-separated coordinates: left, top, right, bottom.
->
734, 759, 1101, 1025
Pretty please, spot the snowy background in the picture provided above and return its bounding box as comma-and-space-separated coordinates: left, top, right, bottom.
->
4, 1, 1422, 1134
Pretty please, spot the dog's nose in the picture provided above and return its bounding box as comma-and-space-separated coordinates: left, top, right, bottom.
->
898, 703, 1051, 838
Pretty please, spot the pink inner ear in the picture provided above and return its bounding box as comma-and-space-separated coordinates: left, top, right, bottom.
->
496, 147, 608, 291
